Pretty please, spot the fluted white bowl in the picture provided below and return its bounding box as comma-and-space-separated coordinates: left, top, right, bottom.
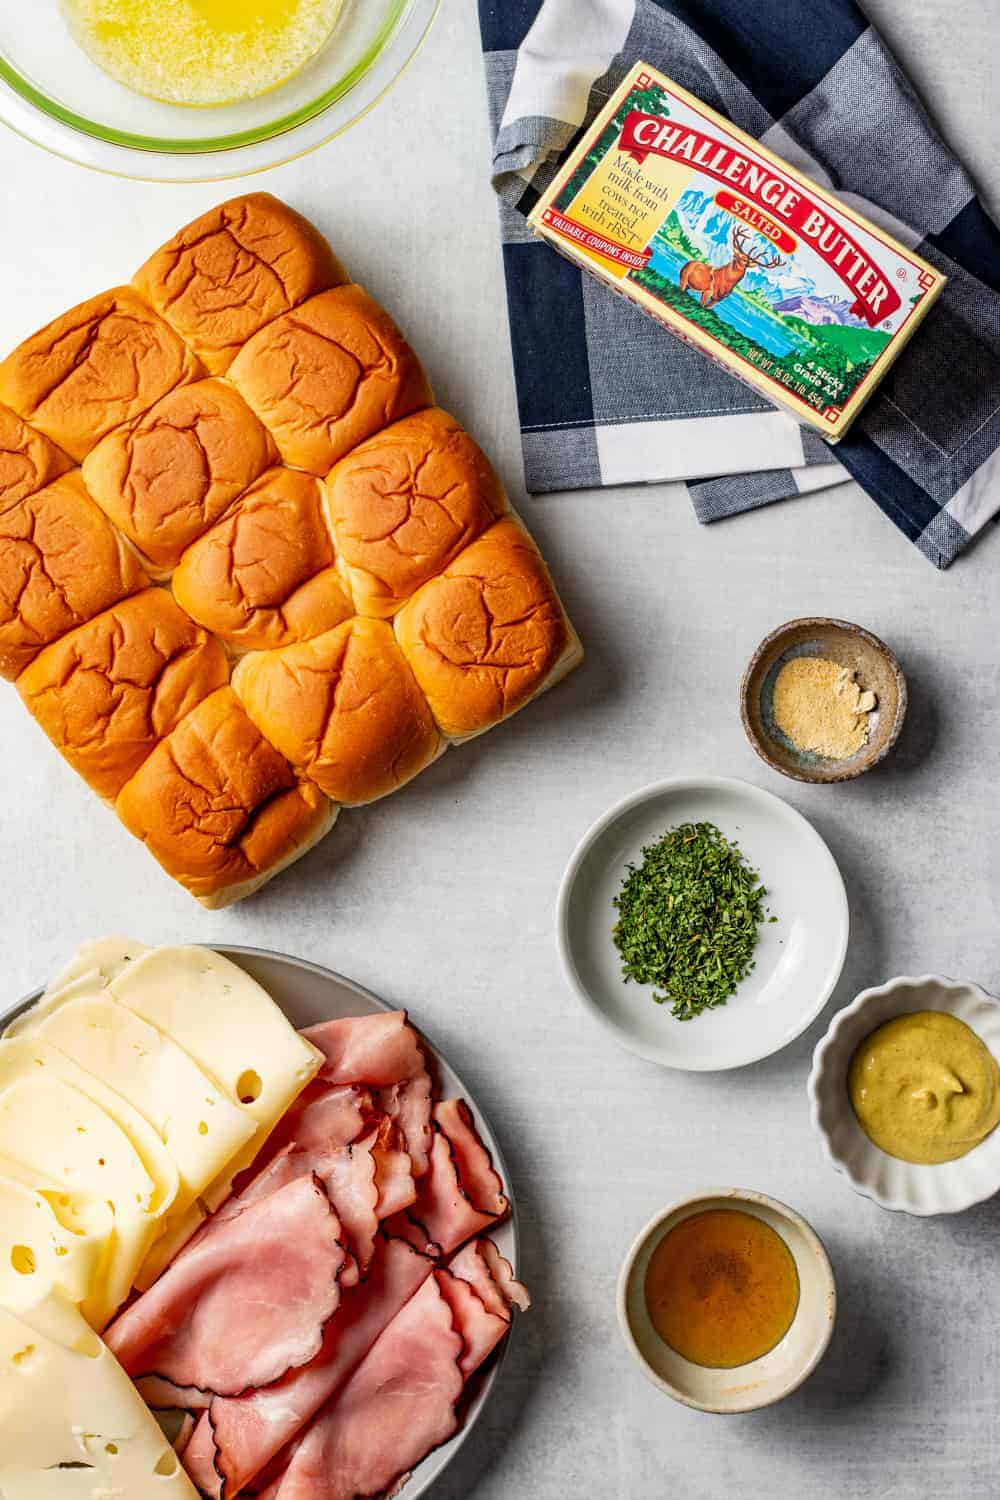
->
808, 975, 1000, 1215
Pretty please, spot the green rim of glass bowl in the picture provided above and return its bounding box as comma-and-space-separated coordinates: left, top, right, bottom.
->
0, 0, 407, 154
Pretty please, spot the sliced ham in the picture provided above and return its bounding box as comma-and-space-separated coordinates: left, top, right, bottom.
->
194, 1105, 383, 1282
303, 1013, 433, 1176
447, 1239, 531, 1320
243, 1083, 372, 1178
137, 1375, 212, 1411
410, 1099, 509, 1254
303, 1013, 422, 1089
435, 1265, 509, 1378
264, 1273, 464, 1500
105, 1174, 349, 1398
371, 1118, 417, 1219
316, 1131, 382, 1274
116, 1002, 524, 1500
381, 1210, 441, 1256
374, 1071, 433, 1180
263, 1245, 524, 1500
181, 1236, 436, 1499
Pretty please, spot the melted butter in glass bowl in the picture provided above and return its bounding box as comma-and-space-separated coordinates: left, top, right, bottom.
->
61, 0, 348, 108
0, 0, 439, 179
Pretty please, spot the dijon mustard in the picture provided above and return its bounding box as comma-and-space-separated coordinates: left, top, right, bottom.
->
849, 1011, 1000, 1164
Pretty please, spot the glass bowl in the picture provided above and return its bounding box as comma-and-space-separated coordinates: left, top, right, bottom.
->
0, 0, 439, 181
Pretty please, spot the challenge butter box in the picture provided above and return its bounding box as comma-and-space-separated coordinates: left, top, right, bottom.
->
529, 63, 945, 441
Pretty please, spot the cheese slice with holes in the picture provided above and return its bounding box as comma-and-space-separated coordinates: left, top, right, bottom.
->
0, 1155, 116, 1321
4, 939, 151, 1040
0, 1046, 178, 1328
0, 1173, 111, 1319
0, 1154, 114, 1246
24, 994, 258, 1209
0, 1296, 198, 1497
108, 946, 322, 1127
0, 1039, 179, 1217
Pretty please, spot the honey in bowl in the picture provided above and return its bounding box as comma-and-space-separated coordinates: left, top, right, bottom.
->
61, 0, 346, 107
644, 1208, 800, 1368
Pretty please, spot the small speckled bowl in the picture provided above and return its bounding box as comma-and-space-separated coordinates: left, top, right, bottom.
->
617, 1189, 836, 1413
741, 618, 907, 783
808, 976, 1000, 1215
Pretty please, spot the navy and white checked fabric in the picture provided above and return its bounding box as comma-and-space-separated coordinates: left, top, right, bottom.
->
479, 0, 1000, 567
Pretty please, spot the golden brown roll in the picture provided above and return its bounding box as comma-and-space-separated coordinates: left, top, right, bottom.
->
116, 687, 336, 908
228, 285, 433, 475
134, 194, 348, 375
18, 588, 228, 801
324, 408, 507, 619
394, 516, 582, 741
82, 379, 277, 572
0, 289, 202, 462
0, 471, 148, 681
232, 617, 441, 806
0, 404, 72, 516
172, 466, 354, 652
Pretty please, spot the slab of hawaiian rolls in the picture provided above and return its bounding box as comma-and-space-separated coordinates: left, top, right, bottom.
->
81, 378, 277, 572
232, 616, 442, 806
0, 471, 148, 681
18, 588, 229, 801
324, 407, 507, 619
172, 466, 353, 651
394, 515, 583, 742
228, 284, 433, 474
0, 404, 72, 516
115, 688, 336, 907
134, 193, 349, 375
0, 288, 202, 462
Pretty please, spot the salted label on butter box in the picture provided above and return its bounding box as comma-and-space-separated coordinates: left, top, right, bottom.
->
529, 63, 946, 441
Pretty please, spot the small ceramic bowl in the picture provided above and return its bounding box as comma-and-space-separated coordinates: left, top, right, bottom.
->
617, 1189, 836, 1413
556, 776, 848, 1072
808, 975, 1000, 1215
741, 618, 907, 783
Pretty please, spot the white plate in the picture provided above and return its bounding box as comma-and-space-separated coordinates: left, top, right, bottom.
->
556, 777, 849, 1071
5, 944, 519, 1500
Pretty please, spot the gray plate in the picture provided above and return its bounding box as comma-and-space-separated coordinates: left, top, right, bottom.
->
5, 944, 519, 1500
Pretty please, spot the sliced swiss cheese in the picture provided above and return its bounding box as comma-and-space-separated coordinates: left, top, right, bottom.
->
0, 1153, 114, 1247
0, 1040, 179, 1217
25, 994, 258, 1209
0, 1173, 111, 1320
0, 1045, 178, 1328
0, 1296, 198, 1498
4, 938, 151, 1040
108, 946, 322, 1130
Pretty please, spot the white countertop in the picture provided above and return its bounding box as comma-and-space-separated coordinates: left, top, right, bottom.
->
2, 3, 998, 1496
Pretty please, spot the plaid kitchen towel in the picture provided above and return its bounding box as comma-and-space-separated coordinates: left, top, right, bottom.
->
478, 0, 1000, 567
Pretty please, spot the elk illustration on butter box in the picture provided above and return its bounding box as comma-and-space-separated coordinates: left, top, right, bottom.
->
530, 64, 946, 440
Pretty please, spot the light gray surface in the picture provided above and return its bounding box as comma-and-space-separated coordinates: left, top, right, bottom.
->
1, 2, 998, 1497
